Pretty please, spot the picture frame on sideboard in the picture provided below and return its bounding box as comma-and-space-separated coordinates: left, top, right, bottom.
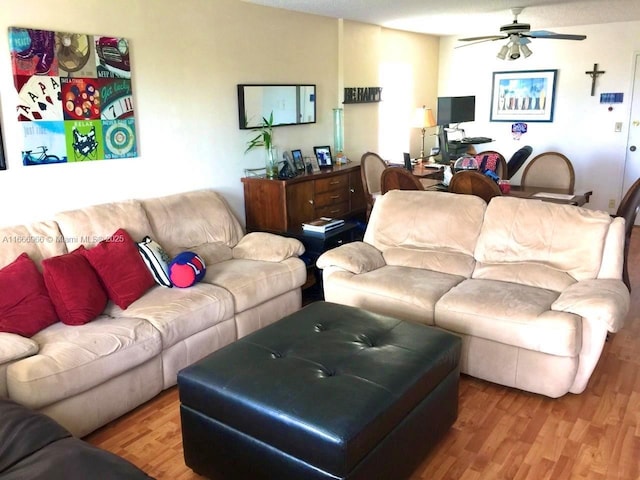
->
314, 145, 332, 168
291, 149, 305, 172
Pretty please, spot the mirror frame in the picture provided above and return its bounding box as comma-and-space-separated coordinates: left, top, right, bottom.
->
237, 84, 316, 130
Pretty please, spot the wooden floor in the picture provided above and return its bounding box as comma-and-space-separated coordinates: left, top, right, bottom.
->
86, 229, 640, 480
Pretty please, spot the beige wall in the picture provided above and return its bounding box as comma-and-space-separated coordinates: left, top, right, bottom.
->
438, 22, 640, 213
0, 0, 439, 228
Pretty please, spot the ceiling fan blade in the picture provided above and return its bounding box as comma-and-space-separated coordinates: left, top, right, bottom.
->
458, 35, 505, 42
527, 30, 587, 40
455, 37, 507, 48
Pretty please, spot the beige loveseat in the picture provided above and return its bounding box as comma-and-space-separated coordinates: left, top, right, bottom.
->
0, 189, 306, 436
317, 190, 630, 398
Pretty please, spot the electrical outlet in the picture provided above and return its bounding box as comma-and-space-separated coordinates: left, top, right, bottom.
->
615, 122, 623, 132
609, 199, 616, 209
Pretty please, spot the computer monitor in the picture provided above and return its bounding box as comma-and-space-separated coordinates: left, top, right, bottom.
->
437, 96, 476, 126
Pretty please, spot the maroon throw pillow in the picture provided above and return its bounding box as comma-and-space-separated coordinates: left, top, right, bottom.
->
0, 253, 59, 337
42, 247, 108, 325
80, 228, 155, 309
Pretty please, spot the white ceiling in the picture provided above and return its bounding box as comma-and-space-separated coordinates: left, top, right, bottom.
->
243, 0, 640, 36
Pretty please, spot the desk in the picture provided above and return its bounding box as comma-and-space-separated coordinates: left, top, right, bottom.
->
507, 186, 592, 207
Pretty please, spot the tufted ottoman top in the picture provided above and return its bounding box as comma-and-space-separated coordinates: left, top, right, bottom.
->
178, 301, 460, 478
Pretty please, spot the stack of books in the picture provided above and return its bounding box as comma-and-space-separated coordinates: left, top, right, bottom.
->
302, 217, 345, 234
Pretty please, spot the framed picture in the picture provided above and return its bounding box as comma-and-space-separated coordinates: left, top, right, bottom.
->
490, 69, 557, 122
314, 145, 333, 168
306, 155, 320, 173
291, 149, 305, 172
0, 121, 5, 171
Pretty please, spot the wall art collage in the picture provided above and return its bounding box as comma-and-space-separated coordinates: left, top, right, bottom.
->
9, 27, 137, 166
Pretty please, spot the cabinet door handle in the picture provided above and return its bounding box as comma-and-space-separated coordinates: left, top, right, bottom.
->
308, 199, 314, 205
350, 188, 355, 193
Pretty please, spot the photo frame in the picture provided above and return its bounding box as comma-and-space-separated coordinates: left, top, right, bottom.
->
306, 155, 320, 173
314, 145, 333, 168
490, 69, 557, 122
291, 149, 305, 172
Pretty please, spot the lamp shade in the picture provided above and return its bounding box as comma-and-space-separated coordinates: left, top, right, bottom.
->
413, 106, 437, 128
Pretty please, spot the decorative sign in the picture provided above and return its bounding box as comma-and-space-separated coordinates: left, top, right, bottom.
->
600, 92, 623, 104
9, 27, 137, 166
343, 87, 382, 104
511, 122, 528, 140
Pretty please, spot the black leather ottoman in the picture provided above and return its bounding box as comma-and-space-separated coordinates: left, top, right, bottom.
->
177, 301, 461, 480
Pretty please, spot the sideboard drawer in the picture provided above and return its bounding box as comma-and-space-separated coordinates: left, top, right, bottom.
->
315, 176, 349, 193
316, 201, 349, 218
315, 189, 349, 208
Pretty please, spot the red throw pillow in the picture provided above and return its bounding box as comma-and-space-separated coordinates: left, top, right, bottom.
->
81, 228, 155, 309
0, 253, 59, 337
42, 247, 108, 325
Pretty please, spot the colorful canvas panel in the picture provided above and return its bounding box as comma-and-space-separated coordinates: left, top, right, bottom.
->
9, 27, 137, 166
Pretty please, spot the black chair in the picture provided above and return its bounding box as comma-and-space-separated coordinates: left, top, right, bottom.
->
615, 177, 640, 291
506, 145, 532, 180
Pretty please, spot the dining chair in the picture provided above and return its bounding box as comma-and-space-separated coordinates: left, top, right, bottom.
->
615, 177, 640, 291
520, 151, 575, 193
476, 150, 507, 178
380, 166, 425, 194
505, 145, 533, 180
360, 151, 388, 219
448, 170, 502, 203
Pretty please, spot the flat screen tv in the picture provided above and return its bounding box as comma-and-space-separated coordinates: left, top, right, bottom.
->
437, 95, 476, 125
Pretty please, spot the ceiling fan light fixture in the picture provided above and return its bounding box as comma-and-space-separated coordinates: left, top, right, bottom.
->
509, 42, 520, 60
497, 44, 509, 60
520, 43, 532, 58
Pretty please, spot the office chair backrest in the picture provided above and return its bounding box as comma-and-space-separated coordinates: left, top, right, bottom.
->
615, 177, 640, 290
381, 167, 425, 194
521, 151, 575, 193
448, 170, 502, 204
506, 145, 533, 180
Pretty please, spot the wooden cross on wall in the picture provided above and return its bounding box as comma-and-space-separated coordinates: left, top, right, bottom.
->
585, 63, 605, 96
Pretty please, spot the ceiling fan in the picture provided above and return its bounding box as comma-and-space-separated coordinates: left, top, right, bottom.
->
456, 7, 587, 60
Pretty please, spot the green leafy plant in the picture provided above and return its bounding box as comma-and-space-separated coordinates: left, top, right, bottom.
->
245, 112, 274, 153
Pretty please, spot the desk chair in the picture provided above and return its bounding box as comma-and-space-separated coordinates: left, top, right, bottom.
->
360, 152, 388, 219
448, 170, 502, 203
615, 177, 640, 291
381, 167, 425, 194
506, 145, 532, 180
521, 151, 575, 193
476, 150, 507, 178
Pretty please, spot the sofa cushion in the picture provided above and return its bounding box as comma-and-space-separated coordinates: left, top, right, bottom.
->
474, 197, 613, 287
0, 221, 67, 269
204, 257, 307, 313
137, 236, 172, 287
233, 232, 305, 262
81, 229, 155, 309
54, 198, 153, 250
0, 333, 39, 397
0, 253, 59, 337
42, 248, 108, 325
364, 191, 486, 278
106, 282, 235, 351
141, 189, 245, 256
6, 315, 162, 409
321, 265, 465, 326
435, 278, 582, 357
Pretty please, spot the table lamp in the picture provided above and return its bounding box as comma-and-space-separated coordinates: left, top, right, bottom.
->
413, 106, 437, 159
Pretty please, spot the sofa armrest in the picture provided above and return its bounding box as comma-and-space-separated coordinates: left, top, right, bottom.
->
232, 232, 305, 262
316, 241, 386, 274
552, 279, 630, 333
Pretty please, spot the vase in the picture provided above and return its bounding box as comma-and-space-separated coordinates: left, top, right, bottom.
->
333, 107, 344, 155
265, 146, 278, 179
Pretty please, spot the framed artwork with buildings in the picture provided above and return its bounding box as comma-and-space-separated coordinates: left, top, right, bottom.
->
490, 69, 557, 122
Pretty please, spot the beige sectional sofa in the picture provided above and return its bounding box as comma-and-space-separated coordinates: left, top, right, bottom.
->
317, 190, 630, 398
0, 189, 306, 437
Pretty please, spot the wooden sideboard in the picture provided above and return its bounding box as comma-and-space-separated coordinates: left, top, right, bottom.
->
241, 164, 366, 232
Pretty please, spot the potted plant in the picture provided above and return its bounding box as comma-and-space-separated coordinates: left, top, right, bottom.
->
245, 112, 278, 179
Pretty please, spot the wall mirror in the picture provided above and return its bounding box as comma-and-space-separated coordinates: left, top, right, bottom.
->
238, 84, 316, 129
